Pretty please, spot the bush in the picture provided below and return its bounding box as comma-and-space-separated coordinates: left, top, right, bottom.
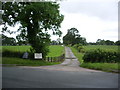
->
2, 50, 34, 59
83, 49, 120, 63
78, 46, 85, 53
73, 44, 85, 53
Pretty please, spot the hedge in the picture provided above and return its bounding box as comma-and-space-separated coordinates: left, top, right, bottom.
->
83, 49, 120, 63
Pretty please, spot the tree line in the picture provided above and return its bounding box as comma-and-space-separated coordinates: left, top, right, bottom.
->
63, 28, 120, 46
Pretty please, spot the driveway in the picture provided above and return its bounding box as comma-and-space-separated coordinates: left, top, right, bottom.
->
2, 47, 119, 88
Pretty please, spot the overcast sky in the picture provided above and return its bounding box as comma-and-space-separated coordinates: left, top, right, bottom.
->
58, 0, 119, 42
1, 0, 119, 42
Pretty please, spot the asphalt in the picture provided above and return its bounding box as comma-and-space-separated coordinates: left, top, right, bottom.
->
2, 47, 119, 88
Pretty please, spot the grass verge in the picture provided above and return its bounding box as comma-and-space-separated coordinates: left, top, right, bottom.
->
70, 47, 84, 64
80, 63, 119, 73
2, 57, 60, 66
70, 46, 119, 73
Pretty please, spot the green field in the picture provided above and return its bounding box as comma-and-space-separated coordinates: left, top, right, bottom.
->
2, 45, 64, 66
83, 45, 118, 52
2, 45, 64, 57
71, 45, 119, 73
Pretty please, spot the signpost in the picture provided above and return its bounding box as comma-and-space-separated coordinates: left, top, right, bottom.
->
34, 53, 42, 59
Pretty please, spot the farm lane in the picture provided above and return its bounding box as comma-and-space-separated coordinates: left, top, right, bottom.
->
60, 47, 80, 67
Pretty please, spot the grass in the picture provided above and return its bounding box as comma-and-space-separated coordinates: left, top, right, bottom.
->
47, 45, 64, 57
70, 45, 119, 73
80, 63, 119, 73
2, 57, 60, 66
70, 47, 84, 64
2, 45, 64, 57
2, 45, 64, 66
2, 46, 31, 52
83, 45, 118, 52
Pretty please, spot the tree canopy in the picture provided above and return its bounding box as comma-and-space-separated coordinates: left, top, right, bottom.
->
63, 28, 87, 46
2, 2, 64, 58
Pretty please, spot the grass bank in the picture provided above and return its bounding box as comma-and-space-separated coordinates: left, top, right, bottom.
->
2, 57, 60, 66
80, 63, 119, 73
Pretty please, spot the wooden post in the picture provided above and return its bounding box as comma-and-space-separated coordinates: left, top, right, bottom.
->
48, 57, 49, 62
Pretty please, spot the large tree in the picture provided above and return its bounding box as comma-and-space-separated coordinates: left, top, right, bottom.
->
63, 28, 87, 46
2, 2, 64, 58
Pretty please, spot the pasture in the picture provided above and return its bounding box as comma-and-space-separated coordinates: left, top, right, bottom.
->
83, 45, 118, 52
2, 45, 64, 57
2, 45, 64, 66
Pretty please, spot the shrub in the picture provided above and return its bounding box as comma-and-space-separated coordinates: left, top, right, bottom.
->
83, 49, 120, 63
78, 46, 85, 53
73, 44, 85, 53
2, 50, 34, 59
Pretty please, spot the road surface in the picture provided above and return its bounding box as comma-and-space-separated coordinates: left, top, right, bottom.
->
2, 47, 119, 88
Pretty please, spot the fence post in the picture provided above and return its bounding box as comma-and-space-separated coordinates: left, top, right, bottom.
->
51, 57, 52, 62
48, 57, 49, 62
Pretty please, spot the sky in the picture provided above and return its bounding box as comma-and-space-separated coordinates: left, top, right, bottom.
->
1, 0, 119, 43
58, 0, 119, 42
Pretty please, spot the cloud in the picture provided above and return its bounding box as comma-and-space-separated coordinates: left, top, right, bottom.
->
59, 12, 118, 42
59, 0, 118, 42
60, 0, 118, 21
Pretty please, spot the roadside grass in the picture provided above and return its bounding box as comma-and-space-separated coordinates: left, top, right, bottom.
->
70, 46, 119, 73
2, 57, 60, 66
80, 63, 119, 73
70, 47, 84, 64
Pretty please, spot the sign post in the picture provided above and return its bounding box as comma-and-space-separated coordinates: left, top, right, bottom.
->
34, 53, 42, 59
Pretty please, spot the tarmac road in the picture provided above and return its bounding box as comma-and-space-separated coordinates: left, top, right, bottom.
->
2, 47, 119, 88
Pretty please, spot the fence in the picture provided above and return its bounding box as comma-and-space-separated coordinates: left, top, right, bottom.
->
2, 50, 65, 62
44, 54, 65, 62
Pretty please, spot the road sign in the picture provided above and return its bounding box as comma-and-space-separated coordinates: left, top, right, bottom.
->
34, 53, 42, 59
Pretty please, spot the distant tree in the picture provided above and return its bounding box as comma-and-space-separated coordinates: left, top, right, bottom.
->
63, 28, 87, 46
96, 39, 115, 45
115, 40, 120, 45
56, 38, 61, 45
105, 40, 114, 45
88, 42, 97, 45
51, 40, 58, 45
2, 34, 16, 45
2, 2, 64, 58
96, 39, 105, 45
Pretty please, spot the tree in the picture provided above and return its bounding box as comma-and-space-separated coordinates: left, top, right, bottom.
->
56, 38, 61, 45
63, 28, 87, 46
2, 34, 16, 45
115, 40, 120, 45
105, 40, 114, 45
2, 2, 64, 58
96, 39, 105, 45
96, 39, 115, 45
